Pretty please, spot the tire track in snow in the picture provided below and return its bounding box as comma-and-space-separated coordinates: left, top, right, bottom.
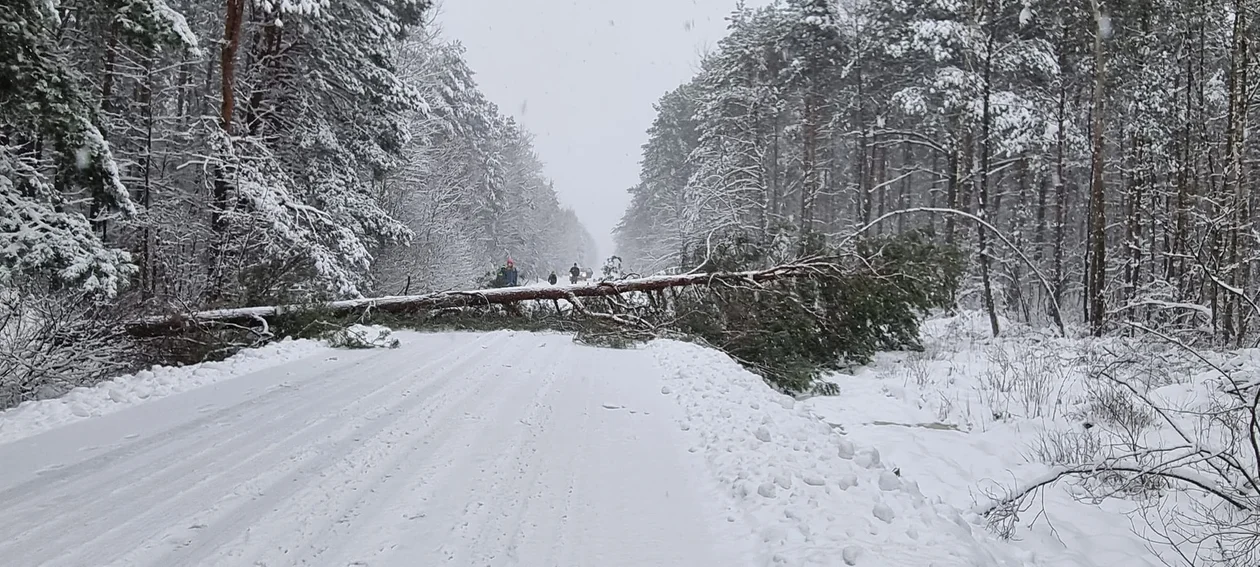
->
3, 333, 752, 567
444, 342, 569, 566
79, 332, 518, 567
317, 337, 574, 567
0, 333, 477, 507
191, 335, 564, 567
0, 332, 512, 566
0, 334, 486, 536
509, 366, 593, 567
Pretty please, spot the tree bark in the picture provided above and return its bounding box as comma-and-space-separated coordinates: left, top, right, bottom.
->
978, 5, 1000, 337
213, 0, 246, 233
1225, 0, 1251, 345
1051, 23, 1069, 330
1088, 0, 1109, 336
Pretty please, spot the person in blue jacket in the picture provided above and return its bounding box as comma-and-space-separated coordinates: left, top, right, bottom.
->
504, 258, 519, 287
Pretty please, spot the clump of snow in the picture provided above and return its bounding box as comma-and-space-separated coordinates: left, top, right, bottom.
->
651, 339, 1034, 566
153, 0, 204, 56
855, 447, 881, 469
0, 338, 328, 445
326, 324, 400, 349
837, 438, 856, 458
842, 545, 863, 565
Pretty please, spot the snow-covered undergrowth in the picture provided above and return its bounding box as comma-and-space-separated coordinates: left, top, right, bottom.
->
0, 290, 134, 410
651, 339, 1035, 566
0, 338, 329, 445
326, 324, 401, 349
805, 311, 1258, 567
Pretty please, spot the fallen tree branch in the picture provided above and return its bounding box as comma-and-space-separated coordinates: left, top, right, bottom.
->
975, 462, 1256, 517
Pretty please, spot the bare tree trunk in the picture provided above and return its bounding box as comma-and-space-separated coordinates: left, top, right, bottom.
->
1126, 135, 1144, 321
801, 89, 820, 246
1088, 0, 1109, 336
898, 142, 911, 233
928, 151, 940, 234
978, 24, 1000, 337
1051, 25, 1069, 329
141, 55, 157, 299
945, 138, 959, 244
855, 63, 871, 229
1170, 29, 1193, 286
90, 26, 120, 239
214, 0, 247, 233
1225, 0, 1251, 345
875, 136, 887, 235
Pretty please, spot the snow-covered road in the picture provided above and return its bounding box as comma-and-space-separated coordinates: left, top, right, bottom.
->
0, 331, 747, 567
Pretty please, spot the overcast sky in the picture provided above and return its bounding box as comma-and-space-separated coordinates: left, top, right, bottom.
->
436, 0, 766, 261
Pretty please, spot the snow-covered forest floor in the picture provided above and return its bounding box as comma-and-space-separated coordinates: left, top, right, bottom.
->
808, 311, 1257, 566
1, 317, 1253, 566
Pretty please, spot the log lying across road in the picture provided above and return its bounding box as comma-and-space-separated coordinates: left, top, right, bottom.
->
126, 262, 836, 337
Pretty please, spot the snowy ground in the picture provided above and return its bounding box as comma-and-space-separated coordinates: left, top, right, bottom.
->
804, 312, 1250, 567
0, 331, 749, 566
0, 338, 327, 445
0, 327, 1050, 566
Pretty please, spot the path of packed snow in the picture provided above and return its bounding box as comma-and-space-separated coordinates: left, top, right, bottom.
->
0, 330, 1034, 566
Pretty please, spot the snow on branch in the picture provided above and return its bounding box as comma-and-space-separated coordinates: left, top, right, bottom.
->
974, 461, 1255, 518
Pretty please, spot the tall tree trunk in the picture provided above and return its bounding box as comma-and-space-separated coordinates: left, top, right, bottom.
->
141, 55, 156, 299
855, 63, 871, 229
1170, 26, 1194, 286
1225, 0, 1251, 344
977, 72, 997, 335
801, 88, 819, 247
945, 137, 959, 244
214, 0, 247, 232
1050, 24, 1069, 331
1126, 135, 1144, 322
1087, 0, 1109, 336
90, 26, 120, 239
208, 0, 247, 299
978, 29, 1000, 338
898, 142, 911, 233
928, 151, 940, 234
875, 137, 887, 235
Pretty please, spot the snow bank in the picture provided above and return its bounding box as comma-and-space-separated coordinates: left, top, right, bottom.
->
651, 339, 1034, 566
802, 312, 1227, 566
0, 338, 328, 446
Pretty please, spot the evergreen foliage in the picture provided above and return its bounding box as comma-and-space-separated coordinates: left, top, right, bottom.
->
672, 229, 962, 392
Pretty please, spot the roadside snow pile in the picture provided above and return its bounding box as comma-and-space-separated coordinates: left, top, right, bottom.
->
651, 339, 1034, 567
0, 338, 327, 445
326, 324, 400, 349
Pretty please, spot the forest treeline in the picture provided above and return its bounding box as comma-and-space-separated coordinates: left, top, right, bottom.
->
2, 0, 595, 308
616, 0, 1257, 342
1, 0, 596, 404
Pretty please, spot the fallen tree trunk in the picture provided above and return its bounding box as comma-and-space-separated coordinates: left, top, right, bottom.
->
126, 262, 835, 337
